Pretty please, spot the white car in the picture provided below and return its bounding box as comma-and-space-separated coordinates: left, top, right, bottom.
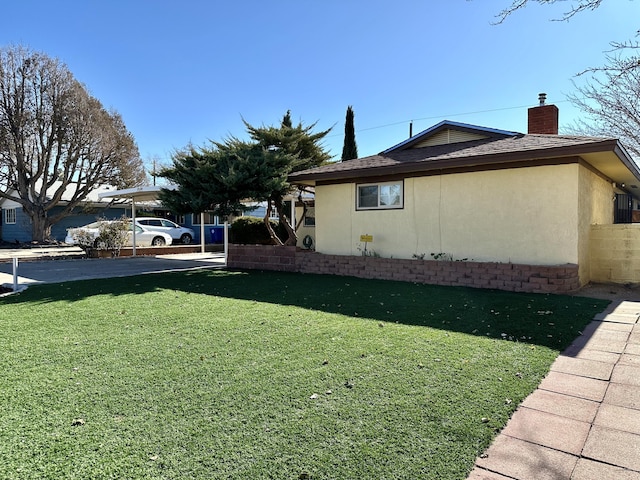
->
135, 217, 195, 244
65, 221, 173, 247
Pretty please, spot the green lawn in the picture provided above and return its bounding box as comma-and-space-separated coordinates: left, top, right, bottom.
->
0, 270, 608, 479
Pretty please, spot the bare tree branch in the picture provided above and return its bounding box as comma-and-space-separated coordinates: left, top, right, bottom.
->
493, 0, 638, 74
567, 55, 640, 161
0, 45, 145, 241
493, 0, 604, 24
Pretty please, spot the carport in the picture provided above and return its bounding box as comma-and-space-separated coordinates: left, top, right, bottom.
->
98, 186, 225, 256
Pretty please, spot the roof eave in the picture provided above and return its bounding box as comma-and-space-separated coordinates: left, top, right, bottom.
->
290, 140, 624, 185
613, 141, 640, 182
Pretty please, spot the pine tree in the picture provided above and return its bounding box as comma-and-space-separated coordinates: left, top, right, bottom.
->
244, 111, 332, 244
160, 111, 332, 246
341, 105, 358, 161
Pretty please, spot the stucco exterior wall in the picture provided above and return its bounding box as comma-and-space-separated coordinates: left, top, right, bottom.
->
577, 166, 615, 284
316, 164, 582, 266
294, 205, 315, 249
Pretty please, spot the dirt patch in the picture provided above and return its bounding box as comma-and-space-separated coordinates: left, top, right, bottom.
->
573, 282, 640, 302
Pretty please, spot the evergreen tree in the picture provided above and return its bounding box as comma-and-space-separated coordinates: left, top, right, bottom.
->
158, 142, 263, 218
160, 111, 332, 246
281, 110, 293, 128
243, 111, 332, 245
341, 106, 358, 161
244, 110, 332, 171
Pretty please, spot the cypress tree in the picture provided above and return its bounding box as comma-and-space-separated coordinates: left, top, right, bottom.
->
341, 105, 358, 161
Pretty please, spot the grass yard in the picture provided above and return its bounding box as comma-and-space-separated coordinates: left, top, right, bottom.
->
0, 269, 608, 479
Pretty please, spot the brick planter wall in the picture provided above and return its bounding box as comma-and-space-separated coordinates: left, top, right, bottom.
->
227, 245, 580, 294
227, 244, 297, 272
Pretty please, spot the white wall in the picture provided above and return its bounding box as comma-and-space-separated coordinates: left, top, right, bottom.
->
578, 166, 615, 283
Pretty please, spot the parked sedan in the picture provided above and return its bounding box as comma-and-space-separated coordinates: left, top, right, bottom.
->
65, 221, 173, 247
135, 217, 195, 244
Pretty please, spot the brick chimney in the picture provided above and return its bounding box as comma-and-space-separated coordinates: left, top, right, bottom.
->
528, 93, 558, 134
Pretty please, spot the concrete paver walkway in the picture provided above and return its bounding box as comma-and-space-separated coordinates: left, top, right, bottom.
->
468, 301, 640, 479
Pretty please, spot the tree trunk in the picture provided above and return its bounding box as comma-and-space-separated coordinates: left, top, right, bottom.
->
295, 189, 308, 231
263, 201, 283, 246
30, 212, 52, 243
274, 198, 297, 246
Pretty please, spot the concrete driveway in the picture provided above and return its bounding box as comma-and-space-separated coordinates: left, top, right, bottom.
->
0, 252, 225, 289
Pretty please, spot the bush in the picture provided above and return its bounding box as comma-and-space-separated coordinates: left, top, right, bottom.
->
70, 216, 129, 257
230, 217, 287, 245
95, 217, 130, 255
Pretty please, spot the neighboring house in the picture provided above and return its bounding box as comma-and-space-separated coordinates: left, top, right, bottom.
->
181, 211, 226, 244
288, 97, 640, 286
1, 183, 133, 243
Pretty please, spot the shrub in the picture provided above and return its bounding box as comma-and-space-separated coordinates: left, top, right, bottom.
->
72, 229, 99, 251
230, 217, 287, 245
70, 216, 129, 257
96, 217, 130, 256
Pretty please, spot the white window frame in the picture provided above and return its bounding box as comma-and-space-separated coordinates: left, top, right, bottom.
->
4, 208, 16, 224
356, 181, 404, 210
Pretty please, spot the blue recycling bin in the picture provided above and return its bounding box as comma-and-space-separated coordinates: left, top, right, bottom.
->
209, 226, 224, 244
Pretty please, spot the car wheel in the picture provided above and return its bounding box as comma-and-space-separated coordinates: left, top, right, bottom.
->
152, 236, 166, 246
180, 233, 192, 244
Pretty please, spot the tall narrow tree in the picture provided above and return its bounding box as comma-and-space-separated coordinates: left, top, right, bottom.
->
341, 106, 358, 161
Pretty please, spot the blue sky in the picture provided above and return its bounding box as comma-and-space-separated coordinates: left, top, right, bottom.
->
1, 1, 637, 171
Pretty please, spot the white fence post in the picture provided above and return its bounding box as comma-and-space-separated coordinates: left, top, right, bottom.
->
12, 257, 18, 291
224, 221, 229, 265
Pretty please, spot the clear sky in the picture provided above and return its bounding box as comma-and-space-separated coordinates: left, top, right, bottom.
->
1, 0, 637, 172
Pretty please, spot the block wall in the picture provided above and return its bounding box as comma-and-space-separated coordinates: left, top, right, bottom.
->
590, 224, 640, 284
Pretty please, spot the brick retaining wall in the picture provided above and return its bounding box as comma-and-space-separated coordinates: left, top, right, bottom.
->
227, 245, 580, 294
227, 244, 298, 272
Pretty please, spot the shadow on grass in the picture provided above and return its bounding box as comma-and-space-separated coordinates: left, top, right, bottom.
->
1, 268, 610, 351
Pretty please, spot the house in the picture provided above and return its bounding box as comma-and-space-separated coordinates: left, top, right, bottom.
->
0, 180, 266, 245
1, 183, 133, 243
288, 95, 640, 286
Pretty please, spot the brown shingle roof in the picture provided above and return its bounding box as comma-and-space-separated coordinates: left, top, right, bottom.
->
289, 133, 625, 184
